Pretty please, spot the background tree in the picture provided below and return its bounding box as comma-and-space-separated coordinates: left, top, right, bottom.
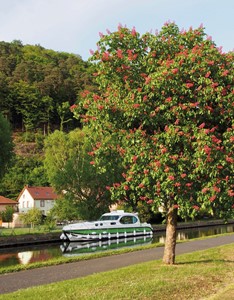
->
0, 155, 49, 199
74, 23, 234, 264
44, 129, 121, 220
0, 113, 13, 179
0, 206, 15, 227
20, 208, 43, 229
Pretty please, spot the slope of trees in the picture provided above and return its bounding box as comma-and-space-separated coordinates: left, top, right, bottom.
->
0, 40, 96, 132
73, 23, 234, 264
0, 112, 13, 179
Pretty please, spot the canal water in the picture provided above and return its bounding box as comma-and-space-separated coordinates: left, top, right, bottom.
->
0, 224, 233, 268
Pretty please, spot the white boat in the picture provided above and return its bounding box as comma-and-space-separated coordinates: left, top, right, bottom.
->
60, 210, 153, 242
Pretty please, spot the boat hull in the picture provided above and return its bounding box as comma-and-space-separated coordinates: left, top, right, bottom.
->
60, 226, 153, 242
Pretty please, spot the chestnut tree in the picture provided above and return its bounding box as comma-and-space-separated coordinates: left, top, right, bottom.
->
73, 23, 234, 264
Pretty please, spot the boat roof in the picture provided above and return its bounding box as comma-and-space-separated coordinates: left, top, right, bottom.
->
101, 210, 138, 217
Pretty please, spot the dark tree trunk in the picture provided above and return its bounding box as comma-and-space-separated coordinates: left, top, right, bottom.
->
163, 206, 177, 264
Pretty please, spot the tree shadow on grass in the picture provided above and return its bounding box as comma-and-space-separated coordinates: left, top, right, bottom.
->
175, 259, 234, 265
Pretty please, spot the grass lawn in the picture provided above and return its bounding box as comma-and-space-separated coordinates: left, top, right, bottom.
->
0, 243, 233, 300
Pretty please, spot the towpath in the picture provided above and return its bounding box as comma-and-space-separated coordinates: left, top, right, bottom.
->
0, 234, 234, 295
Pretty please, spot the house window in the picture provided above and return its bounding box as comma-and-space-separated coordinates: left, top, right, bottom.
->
40, 200, 45, 207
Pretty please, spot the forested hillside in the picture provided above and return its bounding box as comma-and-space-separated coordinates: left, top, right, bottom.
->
0, 41, 96, 201
0, 40, 96, 132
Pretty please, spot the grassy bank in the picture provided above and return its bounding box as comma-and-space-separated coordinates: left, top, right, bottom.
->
1, 243, 233, 300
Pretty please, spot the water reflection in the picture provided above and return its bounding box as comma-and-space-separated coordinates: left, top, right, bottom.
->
0, 224, 233, 268
61, 236, 153, 256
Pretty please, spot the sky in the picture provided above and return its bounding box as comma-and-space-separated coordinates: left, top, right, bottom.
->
0, 0, 233, 61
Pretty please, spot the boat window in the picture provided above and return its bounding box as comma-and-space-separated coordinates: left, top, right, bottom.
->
119, 216, 138, 224
99, 215, 119, 221
110, 222, 116, 225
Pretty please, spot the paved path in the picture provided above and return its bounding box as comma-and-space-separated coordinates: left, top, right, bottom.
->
0, 234, 234, 295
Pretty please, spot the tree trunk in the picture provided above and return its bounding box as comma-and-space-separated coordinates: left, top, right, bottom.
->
162, 206, 177, 264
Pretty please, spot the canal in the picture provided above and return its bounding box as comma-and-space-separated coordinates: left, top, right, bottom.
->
0, 224, 234, 268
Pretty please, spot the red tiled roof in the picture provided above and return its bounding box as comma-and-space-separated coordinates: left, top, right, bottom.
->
26, 186, 58, 200
0, 196, 17, 205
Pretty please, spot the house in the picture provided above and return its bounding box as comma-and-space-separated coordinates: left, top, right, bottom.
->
0, 196, 18, 213
17, 186, 58, 216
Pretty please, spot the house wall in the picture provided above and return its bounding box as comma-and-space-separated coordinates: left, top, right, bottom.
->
18, 189, 34, 213
18, 189, 55, 216
34, 199, 55, 216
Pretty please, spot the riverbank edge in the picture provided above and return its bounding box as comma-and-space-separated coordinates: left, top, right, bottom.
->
0, 219, 234, 248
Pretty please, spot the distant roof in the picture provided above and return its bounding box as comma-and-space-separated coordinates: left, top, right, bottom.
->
0, 196, 17, 205
23, 186, 58, 200
25, 186, 58, 200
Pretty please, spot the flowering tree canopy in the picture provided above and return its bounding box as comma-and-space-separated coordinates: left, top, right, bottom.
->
73, 23, 234, 264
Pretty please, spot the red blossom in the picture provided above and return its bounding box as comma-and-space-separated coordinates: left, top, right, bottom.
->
90, 161, 95, 165
204, 145, 211, 154
132, 155, 138, 162
173, 204, 179, 209
161, 147, 167, 154
202, 187, 209, 193
105, 186, 111, 190
124, 185, 129, 190
209, 195, 216, 202
102, 51, 110, 61
172, 68, 178, 74
147, 200, 153, 204
138, 183, 145, 188
133, 103, 140, 109
181, 173, 187, 178
211, 136, 221, 144
70, 104, 78, 111
168, 175, 175, 181
117, 49, 123, 59
193, 205, 200, 211
186, 82, 194, 88
226, 156, 233, 163
213, 186, 221, 193
222, 70, 229, 76
145, 76, 151, 84
228, 190, 234, 197
165, 97, 172, 102
199, 122, 206, 129
131, 26, 137, 36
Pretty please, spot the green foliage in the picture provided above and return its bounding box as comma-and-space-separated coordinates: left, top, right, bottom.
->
0, 155, 49, 199
44, 129, 121, 220
0, 41, 96, 132
20, 208, 43, 228
0, 113, 13, 179
51, 195, 80, 222
74, 23, 234, 221
0, 206, 14, 223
